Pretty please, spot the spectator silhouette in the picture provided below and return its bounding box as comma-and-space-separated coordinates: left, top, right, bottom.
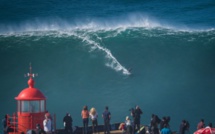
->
63, 113, 73, 134
102, 106, 111, 134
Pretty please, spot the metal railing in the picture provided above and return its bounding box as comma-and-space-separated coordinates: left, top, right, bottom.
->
6, 113, 56, 134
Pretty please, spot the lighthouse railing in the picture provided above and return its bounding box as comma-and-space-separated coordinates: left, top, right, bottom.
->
6, 112, 56, 133
6, 113, 21, 133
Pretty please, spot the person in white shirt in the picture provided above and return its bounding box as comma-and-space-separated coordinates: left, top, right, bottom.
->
43, 114, 52, 134
89, 107, 98, 133
125, 116, 132, 134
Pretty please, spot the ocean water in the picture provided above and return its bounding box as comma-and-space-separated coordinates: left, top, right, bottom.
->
0, 0, 215, 133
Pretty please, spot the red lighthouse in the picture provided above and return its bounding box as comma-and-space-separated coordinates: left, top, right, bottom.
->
15, 66, 46, 133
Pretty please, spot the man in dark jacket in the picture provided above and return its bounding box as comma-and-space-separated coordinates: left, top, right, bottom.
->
134, 105, 143, 132
102, 106, 111, 134
63, 113, 73, 134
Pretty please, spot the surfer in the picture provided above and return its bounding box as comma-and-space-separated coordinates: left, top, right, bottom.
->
128, 68, 132, 73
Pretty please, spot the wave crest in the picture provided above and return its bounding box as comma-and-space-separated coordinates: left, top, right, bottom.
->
1, 13, 214, 35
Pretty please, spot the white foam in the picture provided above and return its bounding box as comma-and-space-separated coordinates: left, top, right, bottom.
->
1, 13, 213, 35
0, 14, 214, 76
72, 32, 131, 75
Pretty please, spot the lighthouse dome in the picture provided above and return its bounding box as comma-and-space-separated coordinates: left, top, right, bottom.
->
15, 78, 46, 100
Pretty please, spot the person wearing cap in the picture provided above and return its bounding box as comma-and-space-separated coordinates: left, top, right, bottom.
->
43, 114, 52, 134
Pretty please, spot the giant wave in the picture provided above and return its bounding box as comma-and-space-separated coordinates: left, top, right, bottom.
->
0, 14, 215, 76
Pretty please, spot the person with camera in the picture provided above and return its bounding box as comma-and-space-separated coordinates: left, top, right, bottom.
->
150, 114, 161, 134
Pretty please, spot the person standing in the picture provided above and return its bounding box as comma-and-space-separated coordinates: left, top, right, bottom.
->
133, 105, 142, 131
161, 124, 171, 134
2, 115, 9, 134
160, 117, 167, 130
81, 105, 89, 134
45, 111, 54, 132
43, 114, 52, 134
179, 120, 190, 134
125, 116, 132, 134
197, 119, 205, 130
102, 106, 111, 134
63, 113, 73, 134
89, 107, 99, 133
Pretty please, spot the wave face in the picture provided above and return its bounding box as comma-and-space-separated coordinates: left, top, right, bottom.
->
1, 0, 215, 132
1, 27, 215, 132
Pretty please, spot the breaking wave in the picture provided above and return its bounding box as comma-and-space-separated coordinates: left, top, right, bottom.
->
0, 14, 214, 76
0, 12, 214, 35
